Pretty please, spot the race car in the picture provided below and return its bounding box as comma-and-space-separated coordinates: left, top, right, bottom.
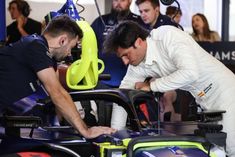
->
0, 89, 226, 157
0, 0, 226, 156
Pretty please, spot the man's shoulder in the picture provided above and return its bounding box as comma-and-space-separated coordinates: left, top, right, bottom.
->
127, 12, 147, 27
129, 12, 140, 18
20, 35, 47, 50
92, 13, 113, 23
150, 25, 187, 44
159, 14, 172, 20
150, 25, 175, 37
128, 12, 141, 21
154, 25, 179, 32
91, 13, 116, 28
154, 14, 178, 28
22, 34, 42, 42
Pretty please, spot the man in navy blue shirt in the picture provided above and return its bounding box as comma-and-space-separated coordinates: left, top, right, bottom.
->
136, 0, 180, 30
91, 0, 146, 87
0, 15, 115, 138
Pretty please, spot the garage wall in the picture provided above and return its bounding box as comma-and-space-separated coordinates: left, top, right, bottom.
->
5, 0, 105, 26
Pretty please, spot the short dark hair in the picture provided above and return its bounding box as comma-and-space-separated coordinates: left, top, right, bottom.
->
135, 0, 160, 8
103, 21, 149, 53
166, 6, 182, 16
42, 15, 83, 40
8, 0, 31, 17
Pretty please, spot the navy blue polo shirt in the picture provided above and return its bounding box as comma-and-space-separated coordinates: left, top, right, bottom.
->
0, 34, 56, 113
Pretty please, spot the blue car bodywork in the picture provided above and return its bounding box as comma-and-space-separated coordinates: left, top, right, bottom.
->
0, 89, 226, 157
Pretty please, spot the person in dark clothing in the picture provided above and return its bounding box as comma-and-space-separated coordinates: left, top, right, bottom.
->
91, 0, 146, 87
0, 15, 116, 138
135, 0, 179, 30
6, 0, 42, 45
165, 6, 182, 24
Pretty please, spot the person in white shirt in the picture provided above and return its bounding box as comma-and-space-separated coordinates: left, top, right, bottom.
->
104, 21, 235, 157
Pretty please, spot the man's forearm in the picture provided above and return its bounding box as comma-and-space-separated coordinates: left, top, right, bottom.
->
50, 88, 90, 137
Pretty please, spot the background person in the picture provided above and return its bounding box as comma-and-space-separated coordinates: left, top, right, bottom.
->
91, 0, 145, 88
103, 21, 235, 156
165, 6, 182, 24
135, 0, 178, 30
6, 0, 42, 45
191, 13, 220, 42
0, 15, 115, 138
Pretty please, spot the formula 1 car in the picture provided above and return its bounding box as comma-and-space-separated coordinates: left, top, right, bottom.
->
0, 88, 226, 157
0, 0, 226, 156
